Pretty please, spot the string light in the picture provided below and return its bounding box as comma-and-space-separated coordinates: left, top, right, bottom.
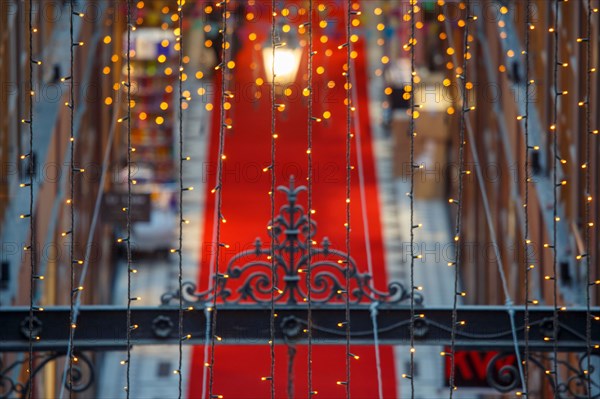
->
343, 1, 353, 398
66, 0, 85, 393
522, 0, 532, 395
268, 1, 277, 397
305, 0, 315, 396
208, 1, 229, 397
447, 1, 472, 395
26, 0, 39, 396
408, 1, 418, 398
551, 0, 561, 388
583, 0, 595, 393
176, 1, 186, 397
125, 0, 134, 395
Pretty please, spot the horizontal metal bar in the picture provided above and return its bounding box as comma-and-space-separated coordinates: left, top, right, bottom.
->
1, 306, 597, 352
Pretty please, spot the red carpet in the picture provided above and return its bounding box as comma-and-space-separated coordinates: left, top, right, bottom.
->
189, 2, 398, 398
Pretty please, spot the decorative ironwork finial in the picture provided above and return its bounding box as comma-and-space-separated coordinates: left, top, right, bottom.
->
161, 178, 420, 307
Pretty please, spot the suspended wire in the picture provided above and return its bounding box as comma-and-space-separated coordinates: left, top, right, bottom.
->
448, 1, 471, 395
344, 1, 352, 397
368, 302, 384, 399
306, 0, 314, 396
176, 0, 185, 396
408, 1, 417, 398
125, 0, 133, 395
26, 0, 37, 396
523, 0, 531, 395
68, 0, 77, 395
551, 0, 560, 393
208, 1, 229, 397
269, 1, 277, 397
346, 10, 380, 398
583, 0, 594, 396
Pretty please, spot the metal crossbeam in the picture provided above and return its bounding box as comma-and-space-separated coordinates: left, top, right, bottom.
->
1, 306, 597, 352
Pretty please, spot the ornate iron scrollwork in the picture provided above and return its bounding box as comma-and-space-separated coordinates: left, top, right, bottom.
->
485, 352, 523, 393
530, 352, 600, 398
486, 351, 600, 398
0, 352, 94, 399
162, 177, 420, 307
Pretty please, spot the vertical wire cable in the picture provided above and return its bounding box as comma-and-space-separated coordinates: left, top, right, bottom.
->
408, 1, 417, 398
125, 0, 133, 395
523, 0, 531, 395
448, 1, 471, 396
344, 3, 380, 393
345, 4, 380, 395
208, 1, 228, 397
67, 0, 76, 395
26, 0, 37, 396
442, 6, 526, 392
269, 1, 277, 397
306, 0, 314, 397
344, 1, 352, 397
583, 0, 593, 395
551, 0, 559, 393
438, 3, 524, 393
176, 0, 185, 396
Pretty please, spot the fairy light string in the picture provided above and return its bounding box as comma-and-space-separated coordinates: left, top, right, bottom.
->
25, 0, 39, 396
269, 0, 277, 396
67, 0, 82, 394
176, 0, 187, 396
61, 2, 92, 395
448, 1, 472, 395
208, 1, 229, 397
125, 0, 134, 395
582, 0, 594, 395
523, 0, 532, 395
343, 1, 354, 397
551, 0, 560, 391
306, 0, 315, 396
408, 1, 417, 398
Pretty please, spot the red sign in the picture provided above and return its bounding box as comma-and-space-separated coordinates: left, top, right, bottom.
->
444, 349, 518, 388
